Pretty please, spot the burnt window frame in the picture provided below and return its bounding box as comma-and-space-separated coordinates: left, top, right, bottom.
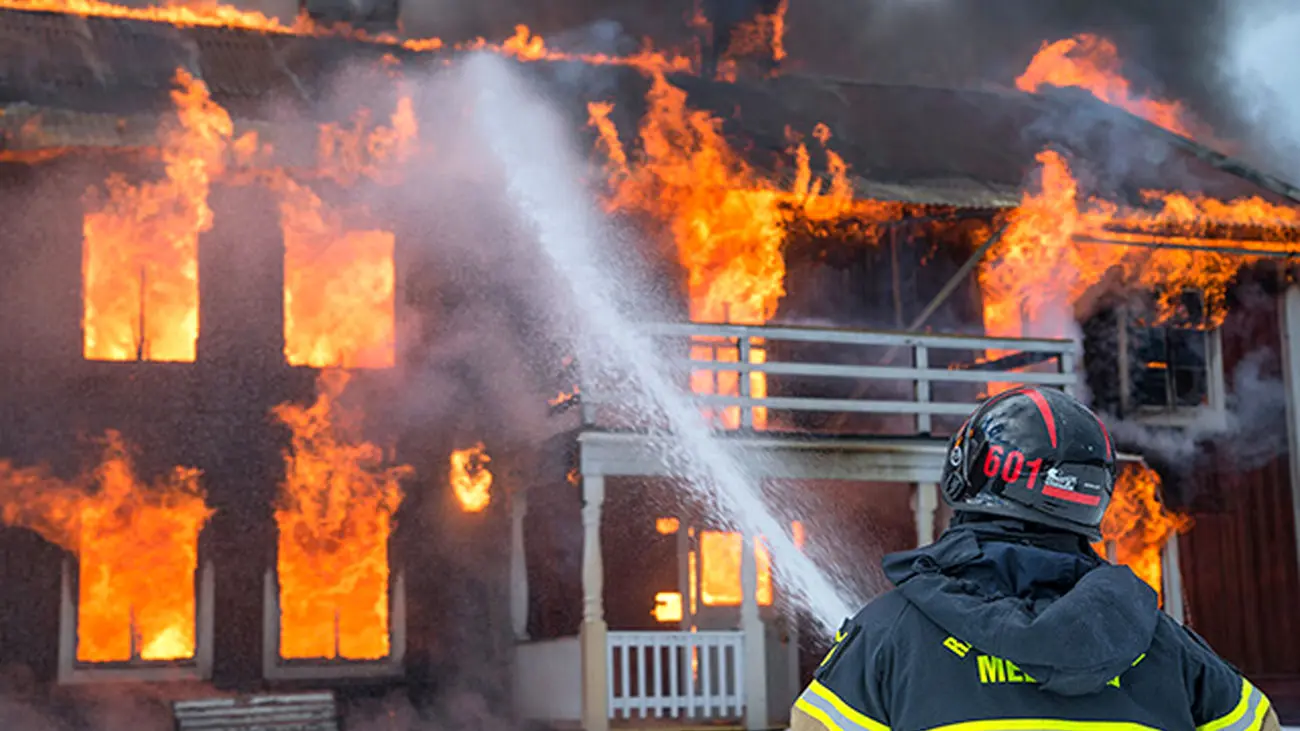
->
56, 557, 215, 683
1116, 291, 1226, 428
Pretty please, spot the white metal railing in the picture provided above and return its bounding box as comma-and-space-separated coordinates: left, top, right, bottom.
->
579, 321, 1079, 435
607, 630, 744, 720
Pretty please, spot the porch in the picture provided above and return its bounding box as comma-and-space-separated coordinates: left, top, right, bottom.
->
511, 322, 1164, 731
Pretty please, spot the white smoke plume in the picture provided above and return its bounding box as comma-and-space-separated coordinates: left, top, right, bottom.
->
1107, 348, 1289, 494
1222, 0, 1300, 180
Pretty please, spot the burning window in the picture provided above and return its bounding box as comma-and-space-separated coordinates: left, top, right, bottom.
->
0, 432, 212, 663
1129, 325, 1212, 411
279, 180, 398, 370
272, 370, 411, 661
698, 531, 773, 607
1126, 291, 1217, 415
277, 99, 415, 370
449, 444, 493, 513
652, 592, 684, 623
1082, 290, 1223, 420
81, 70, 231, 363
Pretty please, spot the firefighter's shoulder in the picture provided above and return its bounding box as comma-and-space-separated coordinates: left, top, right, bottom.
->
1162, 615, 1278, 731
794, 590, 911, 731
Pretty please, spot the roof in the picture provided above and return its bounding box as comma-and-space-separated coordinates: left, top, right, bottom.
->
0, 6, 1296, 213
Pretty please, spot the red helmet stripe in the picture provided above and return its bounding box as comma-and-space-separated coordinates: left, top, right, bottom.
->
1043, 485, 1102, 506
1022, 388, 1058, 449
1094, 414, 1113, 459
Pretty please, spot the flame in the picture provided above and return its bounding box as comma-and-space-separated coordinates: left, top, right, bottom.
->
82, 69, 230, 362
549, 387, 580, 407
278, 97, 415, 369
1093, 463, 1190, 604
450, 444, 492, 513
712, 0, 789, 80
1016, 34, 1194, 138
980, 149, 1300, 377
589, 76, 898, 430
457, 24, 694, 75
0, 0, 314, 32
272, 370, 410, 661
656, 517, 681, 534
652, 592, 684, 623
0, 0, 699, 77
697, 530, 773, 607
278, 178, 398, 369
0, 432, 212, 662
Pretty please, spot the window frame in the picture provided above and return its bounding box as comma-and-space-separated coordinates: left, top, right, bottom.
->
57, 558, 214, 684
261, 566, 407, 681
1117, 304, 1227, 429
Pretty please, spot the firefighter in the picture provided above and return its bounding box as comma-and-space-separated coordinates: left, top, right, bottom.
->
792, 386, 1279, 731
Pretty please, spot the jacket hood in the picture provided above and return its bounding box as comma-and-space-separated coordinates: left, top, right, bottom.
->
882, 520, 1160, 696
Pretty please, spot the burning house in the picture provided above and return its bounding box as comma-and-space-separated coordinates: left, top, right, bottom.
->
1, 2, 1300, 730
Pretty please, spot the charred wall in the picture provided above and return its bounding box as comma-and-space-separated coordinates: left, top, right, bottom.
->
771, 213, 991, 436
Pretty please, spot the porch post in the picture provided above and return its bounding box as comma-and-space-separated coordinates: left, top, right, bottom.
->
1161, 535, 1185, 624
740, 530, 768, 730
914, 483, 938, 546
510, 486, 529, 641
1280, 285, 1300, 580
580, 473, 609, 731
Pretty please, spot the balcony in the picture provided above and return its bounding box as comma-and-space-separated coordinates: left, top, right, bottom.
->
575, 321, 1080, 484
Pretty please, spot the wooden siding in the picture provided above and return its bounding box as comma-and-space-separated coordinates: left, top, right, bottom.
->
1174, 272, 1300, 717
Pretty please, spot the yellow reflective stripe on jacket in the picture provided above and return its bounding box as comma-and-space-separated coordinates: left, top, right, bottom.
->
925, 720, 1158, 731
1198, 679, 1272, 731
794, 680, 889, 731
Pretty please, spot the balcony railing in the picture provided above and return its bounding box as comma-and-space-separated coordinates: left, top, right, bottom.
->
578, 322, 1079, 437
607, 630, 745, 721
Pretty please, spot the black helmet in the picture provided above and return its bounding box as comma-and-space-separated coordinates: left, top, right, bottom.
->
941, 386, 1117, 540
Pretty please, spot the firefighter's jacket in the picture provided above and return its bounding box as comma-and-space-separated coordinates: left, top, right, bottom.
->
792, 520, 1279, 731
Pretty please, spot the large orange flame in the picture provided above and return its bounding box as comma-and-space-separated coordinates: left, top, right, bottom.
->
1094, 463, 1190, 604
272, 369, 411, 661
697, 530, 773, 607
449, 443, 492, 513
981, 149, 1300, 350
276, 97, 416, 369
589, 75, 898, 430
0, 432, 212, 662
82, 69, 231, 362
1016, 34, 1194, 138
279, 179, 399, 370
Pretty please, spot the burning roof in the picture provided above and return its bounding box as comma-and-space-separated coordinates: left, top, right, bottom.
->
1, 5, 1296, 219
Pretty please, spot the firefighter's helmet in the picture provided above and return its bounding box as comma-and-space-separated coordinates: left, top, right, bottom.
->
940, 387, 1117, 540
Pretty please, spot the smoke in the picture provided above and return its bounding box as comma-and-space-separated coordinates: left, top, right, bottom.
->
1221, 0, 1300, 179
1107, 347, 1289, 500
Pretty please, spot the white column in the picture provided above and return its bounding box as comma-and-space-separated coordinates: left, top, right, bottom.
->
580, 474, 609, 731
677, 524, 691, 631
1280, 285, 1300, 579
510, 487, 529, 642
914, 483, 938, 546
740, 531, 768, 731
57, 558, 75, 684
1161, 536, 1185, 624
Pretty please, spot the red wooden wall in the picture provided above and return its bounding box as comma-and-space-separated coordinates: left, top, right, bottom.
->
1175, 278, 1300, 718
